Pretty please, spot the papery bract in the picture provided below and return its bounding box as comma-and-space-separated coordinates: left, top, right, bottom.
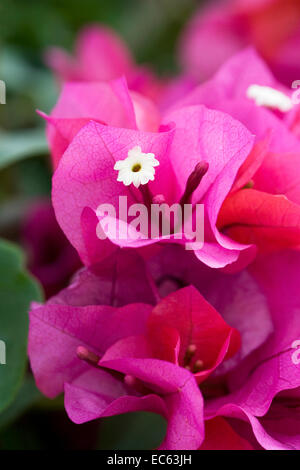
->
147, 244, 300, 449
174, 49, 300, 259
178, 0, 300, 85
46, 24, 162, 101
204, 250, 300, 450
28, 242, 300, 449
39, 77, 160, 168
29, 256, 218, 450
52, 105, 254, 269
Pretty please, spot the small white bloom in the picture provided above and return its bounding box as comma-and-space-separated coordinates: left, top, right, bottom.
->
246, 84, 293, 112
114, 146, 159, 188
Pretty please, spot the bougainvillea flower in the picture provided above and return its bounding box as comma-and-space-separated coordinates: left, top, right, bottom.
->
204, 249, 300, 450
52, 104, 255, 269
28, 293, 204, 449
28, 248, 241, 450
22, 200, 81, 298
173, 50, 300, 257
39, 77, 160, 168
147, 244, 273, 369
158, 75, 197, 112
29, 243, 300, 449
46, 50, 300, 267
46, 24, 162, 101
147, 285, 240, 383
48, 248, 158, 308
178, 0, 300, 85
175, 49, 300, 151
148, 244, 300, 449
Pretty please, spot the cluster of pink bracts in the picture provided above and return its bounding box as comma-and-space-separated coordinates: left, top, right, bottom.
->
28, 1, 300, 450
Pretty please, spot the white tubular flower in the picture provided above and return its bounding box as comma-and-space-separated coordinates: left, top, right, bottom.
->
246, 84, 293, 112
114, 146, 159, 188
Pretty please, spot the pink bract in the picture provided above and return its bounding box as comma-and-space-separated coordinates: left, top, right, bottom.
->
174, 49, 300, 258
51, 104, 254, 269
28, 251, 239, 450
178, 0, 300, 85
39, 77, 160, 169
28, 245, 300, 449
46, 24, 163, 101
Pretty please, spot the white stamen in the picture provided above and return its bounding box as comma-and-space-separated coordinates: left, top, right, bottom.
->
246, 84, 293, 112
114, 146, 159, 188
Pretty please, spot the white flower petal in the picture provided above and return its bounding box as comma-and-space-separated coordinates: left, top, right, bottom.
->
114, 160, 125, 170
114, 145, 160, 187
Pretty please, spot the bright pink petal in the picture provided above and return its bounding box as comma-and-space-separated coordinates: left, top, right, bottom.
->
164, 105, 254, 204
148, 245, 273, 367
178, 5, 245, 81
41, 78, 138, 167
98, 356, 205, 449
28, 301, 152, 397
50, 248, 158, 308
64, 370, 167, 425
75, 25, 133, 81
206, 250, 300, 420
174, 49, 300, 154
52, 120, 173, 265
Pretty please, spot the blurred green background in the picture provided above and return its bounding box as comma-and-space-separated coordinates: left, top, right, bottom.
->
0, 0, 201, 449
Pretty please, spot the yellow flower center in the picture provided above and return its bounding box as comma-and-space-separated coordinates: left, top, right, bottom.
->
132, 163, 142, 173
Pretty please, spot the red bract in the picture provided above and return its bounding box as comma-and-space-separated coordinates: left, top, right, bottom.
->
147, 287, 240, 383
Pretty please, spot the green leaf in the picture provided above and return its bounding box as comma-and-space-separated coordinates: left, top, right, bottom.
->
14, 157, 52, 197
0, 47, 36, 93
0, 376, 41, 430
0, 128, 48, 171
0, 239, 43, 414
98, 412, 167, 450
